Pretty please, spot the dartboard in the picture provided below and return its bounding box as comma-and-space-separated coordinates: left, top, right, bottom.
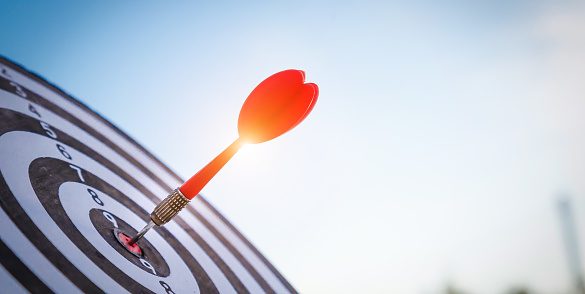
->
0, 56, 297, 294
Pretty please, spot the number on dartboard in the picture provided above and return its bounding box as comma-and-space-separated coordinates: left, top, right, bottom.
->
40, 121, 57, 139
140, 259, 157, 275
87, 188, 104, 206
160, 281, 176, 294
69, 164, 85, 182
29, 103, 41, 118
102, 211, 118, 228
56, 143, 72, 160
0, 66, 10, 78
9, 81, 26, 98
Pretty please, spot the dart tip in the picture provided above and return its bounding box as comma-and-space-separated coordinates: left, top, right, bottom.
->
128, 220, 156, 246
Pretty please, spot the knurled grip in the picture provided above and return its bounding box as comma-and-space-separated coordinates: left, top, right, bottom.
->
150, 189, 190, 226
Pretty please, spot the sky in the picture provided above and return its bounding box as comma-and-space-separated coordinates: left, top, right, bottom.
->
2, 0, 585, 293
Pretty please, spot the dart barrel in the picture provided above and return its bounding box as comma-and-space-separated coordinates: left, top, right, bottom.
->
151, 188, 191, 226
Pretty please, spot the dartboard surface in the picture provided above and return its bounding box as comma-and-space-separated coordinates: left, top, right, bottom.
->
0, 56, 297, 294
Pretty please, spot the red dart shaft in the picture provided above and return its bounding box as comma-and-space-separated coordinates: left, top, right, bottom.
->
179, 138, 245, 200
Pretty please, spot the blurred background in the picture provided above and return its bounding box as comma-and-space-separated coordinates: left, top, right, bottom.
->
1, 0, 585, 293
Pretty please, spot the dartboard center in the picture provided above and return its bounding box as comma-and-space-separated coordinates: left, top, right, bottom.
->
114, 228, 143, 257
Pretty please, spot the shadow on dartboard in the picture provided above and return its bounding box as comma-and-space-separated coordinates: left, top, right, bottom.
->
0, 56, 302, 294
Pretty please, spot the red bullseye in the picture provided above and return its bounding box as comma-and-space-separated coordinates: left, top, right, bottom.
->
114, 229, 143, 257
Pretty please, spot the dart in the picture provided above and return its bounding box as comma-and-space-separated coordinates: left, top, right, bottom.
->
128, 69, 318, 245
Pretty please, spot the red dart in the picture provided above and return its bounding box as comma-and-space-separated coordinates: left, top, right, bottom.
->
128, 69, 318, 245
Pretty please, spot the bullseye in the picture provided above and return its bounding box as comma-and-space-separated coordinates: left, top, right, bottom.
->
114, 229, 143, 257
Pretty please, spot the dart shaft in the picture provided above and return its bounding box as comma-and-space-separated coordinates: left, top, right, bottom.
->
180, 138, 244, 199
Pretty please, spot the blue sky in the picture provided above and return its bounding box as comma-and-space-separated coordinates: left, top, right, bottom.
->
2, 1, 585, 293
